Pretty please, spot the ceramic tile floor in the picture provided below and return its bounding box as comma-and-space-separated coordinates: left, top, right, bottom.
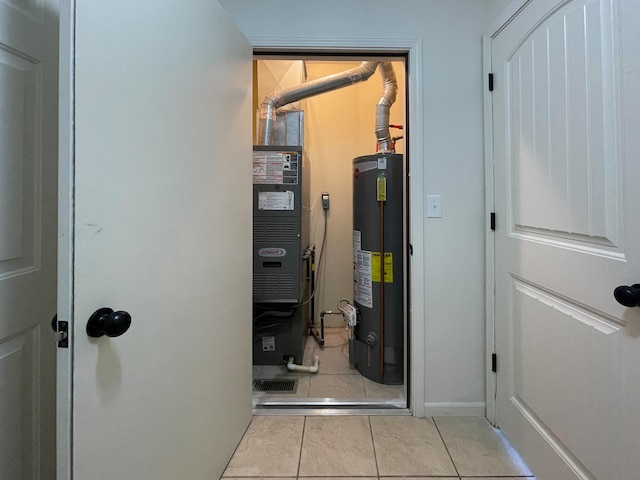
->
253, 328, 404, 401
222, 415, 535, 479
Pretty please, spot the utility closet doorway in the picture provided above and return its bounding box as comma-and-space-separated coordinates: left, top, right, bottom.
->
251, 55, 409, 413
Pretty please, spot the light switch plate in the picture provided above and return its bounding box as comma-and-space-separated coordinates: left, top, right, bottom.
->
426, 195, 442, 218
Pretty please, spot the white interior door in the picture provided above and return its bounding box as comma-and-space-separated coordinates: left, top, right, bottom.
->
493, 0, 640, 478
57, 1, 253, 479
0, 1, 58, 479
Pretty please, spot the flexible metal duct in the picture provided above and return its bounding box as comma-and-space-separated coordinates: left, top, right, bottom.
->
375, 62, 398, 152
258, 61, 379, 145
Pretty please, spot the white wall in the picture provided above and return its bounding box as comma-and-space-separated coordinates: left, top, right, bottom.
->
223, 0, 499, 415
487, 0, 516, 23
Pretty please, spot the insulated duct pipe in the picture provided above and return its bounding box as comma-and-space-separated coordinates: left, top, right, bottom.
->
375, 62, 398, 152
258, 61, 380, 145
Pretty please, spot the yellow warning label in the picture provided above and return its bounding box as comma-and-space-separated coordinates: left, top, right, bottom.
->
376, 175, 387, 201
371, 252, 393, 283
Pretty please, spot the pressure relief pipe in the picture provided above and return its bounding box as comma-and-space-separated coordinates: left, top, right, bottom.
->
287, 355, 320, 374
258, 61, 380, 145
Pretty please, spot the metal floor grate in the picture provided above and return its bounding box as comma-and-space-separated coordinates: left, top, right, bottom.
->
253, 379, 298, 394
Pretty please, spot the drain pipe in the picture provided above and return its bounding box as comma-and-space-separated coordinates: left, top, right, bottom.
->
287, 355, 320, 374
375, 62, 398, 152
258, 61, 380, 145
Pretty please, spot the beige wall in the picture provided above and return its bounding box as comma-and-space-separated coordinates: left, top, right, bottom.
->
304, 61, 405, 326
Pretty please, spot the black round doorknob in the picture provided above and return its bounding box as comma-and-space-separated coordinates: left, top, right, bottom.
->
86, 308, 132, 338
613, 284, 640, 308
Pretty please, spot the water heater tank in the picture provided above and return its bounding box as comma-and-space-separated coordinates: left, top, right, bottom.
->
350, 153, 404, 385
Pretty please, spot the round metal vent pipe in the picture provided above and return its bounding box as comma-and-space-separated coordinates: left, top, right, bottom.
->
375, 62, 398, 152
258, 61, 380, 145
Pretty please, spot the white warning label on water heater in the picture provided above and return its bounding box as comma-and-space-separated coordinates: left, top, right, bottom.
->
258, 191, 295, 210
353, 230, 362, 251
353, 249, 373, 308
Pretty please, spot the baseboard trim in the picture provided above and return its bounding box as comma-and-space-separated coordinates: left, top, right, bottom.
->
423, 402, 486, 417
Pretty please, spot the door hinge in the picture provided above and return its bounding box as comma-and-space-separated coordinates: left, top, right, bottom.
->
491, 353, 497, 372
488, 73, 494, 91
490, 212, 496, 231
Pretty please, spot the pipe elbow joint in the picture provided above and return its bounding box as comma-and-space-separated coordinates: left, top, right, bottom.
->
287, 355, 320, 374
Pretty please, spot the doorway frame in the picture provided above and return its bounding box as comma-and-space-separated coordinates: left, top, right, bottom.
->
249, 35, 426, 416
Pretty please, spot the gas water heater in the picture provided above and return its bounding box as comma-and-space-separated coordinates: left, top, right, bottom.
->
350, 153, 404, 385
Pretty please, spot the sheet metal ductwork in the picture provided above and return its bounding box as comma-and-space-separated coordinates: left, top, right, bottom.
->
374, 62, 398, 152
258, 61, 398, 147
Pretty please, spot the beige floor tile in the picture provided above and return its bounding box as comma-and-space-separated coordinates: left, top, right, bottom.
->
308, 374, 365, 398
257, 365, 289, 377
434, 416, 534, 477
363, 376, 404, 399
381, 478, 458, 480
222, 416, 304, 477
461, 478, 536, 480
298, 416, 377, 476
300, 478, 377, 480
371, 416, 457, 476
304, 330, 358, 375
295, 374, 311, 397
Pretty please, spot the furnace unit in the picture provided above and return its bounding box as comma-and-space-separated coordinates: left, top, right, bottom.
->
252, 144, 310, 365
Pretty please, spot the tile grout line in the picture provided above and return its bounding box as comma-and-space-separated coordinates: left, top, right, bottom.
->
220, 416, 255, 478
296, 415, 307, 478
367, 415, 381, 479
432, 417, 461, 479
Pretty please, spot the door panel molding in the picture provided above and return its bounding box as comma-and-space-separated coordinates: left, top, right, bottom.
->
0, 43, 42, 279
0, 327, 40, 480
503, 0, 623, 251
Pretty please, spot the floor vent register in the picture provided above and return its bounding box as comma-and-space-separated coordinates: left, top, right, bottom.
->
253, 379, 298, 394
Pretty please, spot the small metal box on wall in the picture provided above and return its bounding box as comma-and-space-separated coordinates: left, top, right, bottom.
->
252, 145, 310, 303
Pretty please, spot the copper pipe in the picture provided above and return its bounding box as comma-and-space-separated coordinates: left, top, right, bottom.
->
379, 200, 385, 378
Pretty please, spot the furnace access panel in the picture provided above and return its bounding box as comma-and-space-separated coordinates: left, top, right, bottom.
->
252, 146, 310, 303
